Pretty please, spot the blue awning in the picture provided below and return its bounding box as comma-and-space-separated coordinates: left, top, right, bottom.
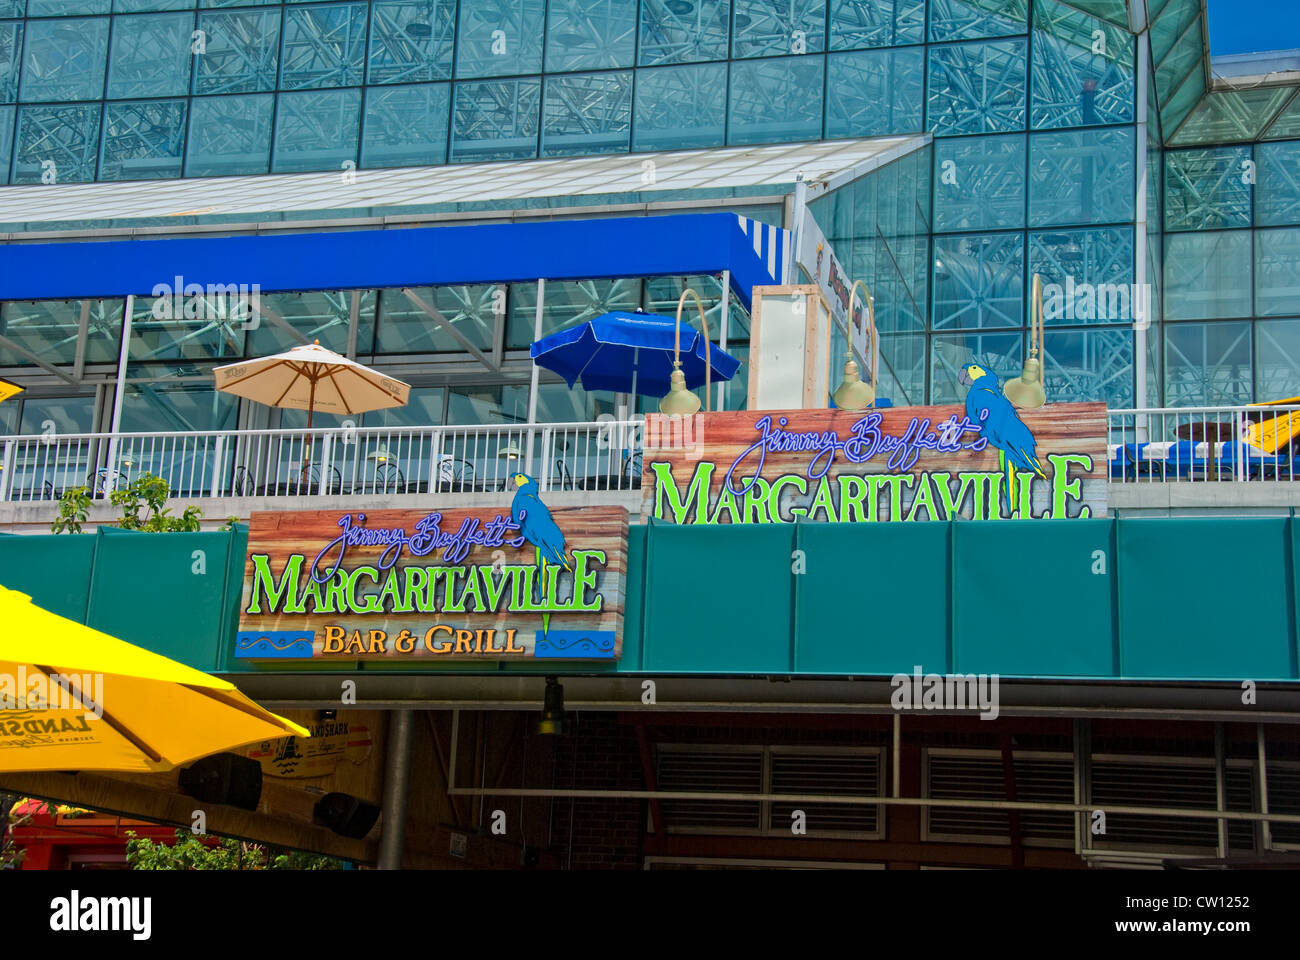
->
0, 213, 788, 309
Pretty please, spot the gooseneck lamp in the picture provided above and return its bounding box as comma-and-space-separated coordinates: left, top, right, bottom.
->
1005, 272, 1047, 409
831, 279, 878, 411
659, 287, 712, 417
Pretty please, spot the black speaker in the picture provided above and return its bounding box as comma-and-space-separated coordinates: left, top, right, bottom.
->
178, 753, 262, 811
313, 792, 381, 839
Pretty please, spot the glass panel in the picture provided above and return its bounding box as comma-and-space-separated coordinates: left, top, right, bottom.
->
361, 81, 448, 167
454, 0, 544, 78
192, 9, 280, 94
507, 278, 638, 349
1255, 141, 1300, 227
1163, 230, 1252, 321
183, 91, 271, 176
638, 0, 729, 66
1168, 87, 1294, 146
930, 330, 1023, 403
364, 385, 444, 426
1263, 94, 1300, 141
727, 55, 823, 145
27, 0, 109, 14
1043, 325, 1133, 407
17, 396, 93, 436
0, 22, 21, 102
449, 77, 540, 163
1164, 147, 1251, 232
120, 374, 240, 432
129, 292, 247, 362
825, 46, 924, 139
0, 104, 12, 183
731, 0, 825, 59
928, 0, 1026, 42
0, 0, 22, 15
0, 299, 122, 366
375, 284, 499, 354
1255, 319, 1300, 401
1149, 0, 1197, 64
927, 38, 1027, 135
280, 2, 368, 89
1154, 19, 1202, 105
1163, 321, 1252, 407
1028, 227, 1137, 325
1159, 67, 1203, 136
106, 11, 192, 99
541, 71, 631, 157
932, 133, 1026, 232
1029, 0, 1133, 130
367, 0, 455, 84
447, 383, 513, 423
642, 274, 725, 333
20, 17, 110, 102
246, 289, 369, 354
11, 103, 101, 183
1256, 228, 1300, 318
272, 88, 361, 173
1028, 126, 1134, 227
632, 61, 725, 151
99, 98, 187, 180
545, 0, 636, 71
828, 0, 924, 50
878, 333, 925, 404
932, 232, 1024, 329
114, 0, 197, 12
534, 380, 618, 422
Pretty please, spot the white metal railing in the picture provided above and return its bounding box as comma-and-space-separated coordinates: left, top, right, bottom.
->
1107, 405, 1300, 483
0, 420, 646, 503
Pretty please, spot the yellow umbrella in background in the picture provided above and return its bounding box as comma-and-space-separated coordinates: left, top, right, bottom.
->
0, 586, 308, 774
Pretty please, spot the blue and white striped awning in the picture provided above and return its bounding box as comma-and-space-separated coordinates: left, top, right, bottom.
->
0, 212, 790, 309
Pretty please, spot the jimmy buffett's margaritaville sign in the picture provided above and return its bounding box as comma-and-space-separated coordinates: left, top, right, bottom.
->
641, 401, 1107, 523
236, 503, 628, 662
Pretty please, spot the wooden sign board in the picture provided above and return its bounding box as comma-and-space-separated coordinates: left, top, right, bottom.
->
236, 506, 628, 661
642, 402, 1107, 523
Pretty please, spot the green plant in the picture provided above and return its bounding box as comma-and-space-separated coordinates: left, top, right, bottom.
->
0, 793, 30, 869
51, 473, 203, 534
50, 486, 92, 535
125, 829, 345, 871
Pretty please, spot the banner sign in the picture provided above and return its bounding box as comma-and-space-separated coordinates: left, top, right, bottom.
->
794, 204, 869, 363
236, 505, 628, 661
642, 402, 1107, 523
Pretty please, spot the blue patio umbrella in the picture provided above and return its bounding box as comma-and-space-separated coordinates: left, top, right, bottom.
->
529, 309, 741, 400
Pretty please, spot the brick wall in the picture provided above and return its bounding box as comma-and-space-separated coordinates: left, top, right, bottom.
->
549, 712, 644, 870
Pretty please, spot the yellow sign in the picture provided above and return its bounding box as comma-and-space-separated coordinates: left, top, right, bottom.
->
246, 719, 372, 779
0, 378, 23, 405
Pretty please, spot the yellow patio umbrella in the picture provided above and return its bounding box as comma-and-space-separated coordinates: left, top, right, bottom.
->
0, 586, 309, 774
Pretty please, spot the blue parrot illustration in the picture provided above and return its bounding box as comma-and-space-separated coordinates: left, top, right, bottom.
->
958, 362, 1046, 514
510, 473, 572, 635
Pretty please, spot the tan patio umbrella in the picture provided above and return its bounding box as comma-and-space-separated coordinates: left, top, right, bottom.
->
212, 341, 410, 427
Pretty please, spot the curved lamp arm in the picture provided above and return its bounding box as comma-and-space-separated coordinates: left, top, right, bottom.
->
847, 279, 878, 395
1030, 273, 1044, 387
675, 287, 712, 413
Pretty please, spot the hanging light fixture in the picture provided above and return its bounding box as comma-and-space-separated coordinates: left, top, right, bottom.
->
537, 676, 566, 736
659, 288, 713, 416
366, 446, 391, 464
1004, 273, 1047, 409
831, 279, 878, 411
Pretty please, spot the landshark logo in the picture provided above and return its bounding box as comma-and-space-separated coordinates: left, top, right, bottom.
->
49, 890, 151, 940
